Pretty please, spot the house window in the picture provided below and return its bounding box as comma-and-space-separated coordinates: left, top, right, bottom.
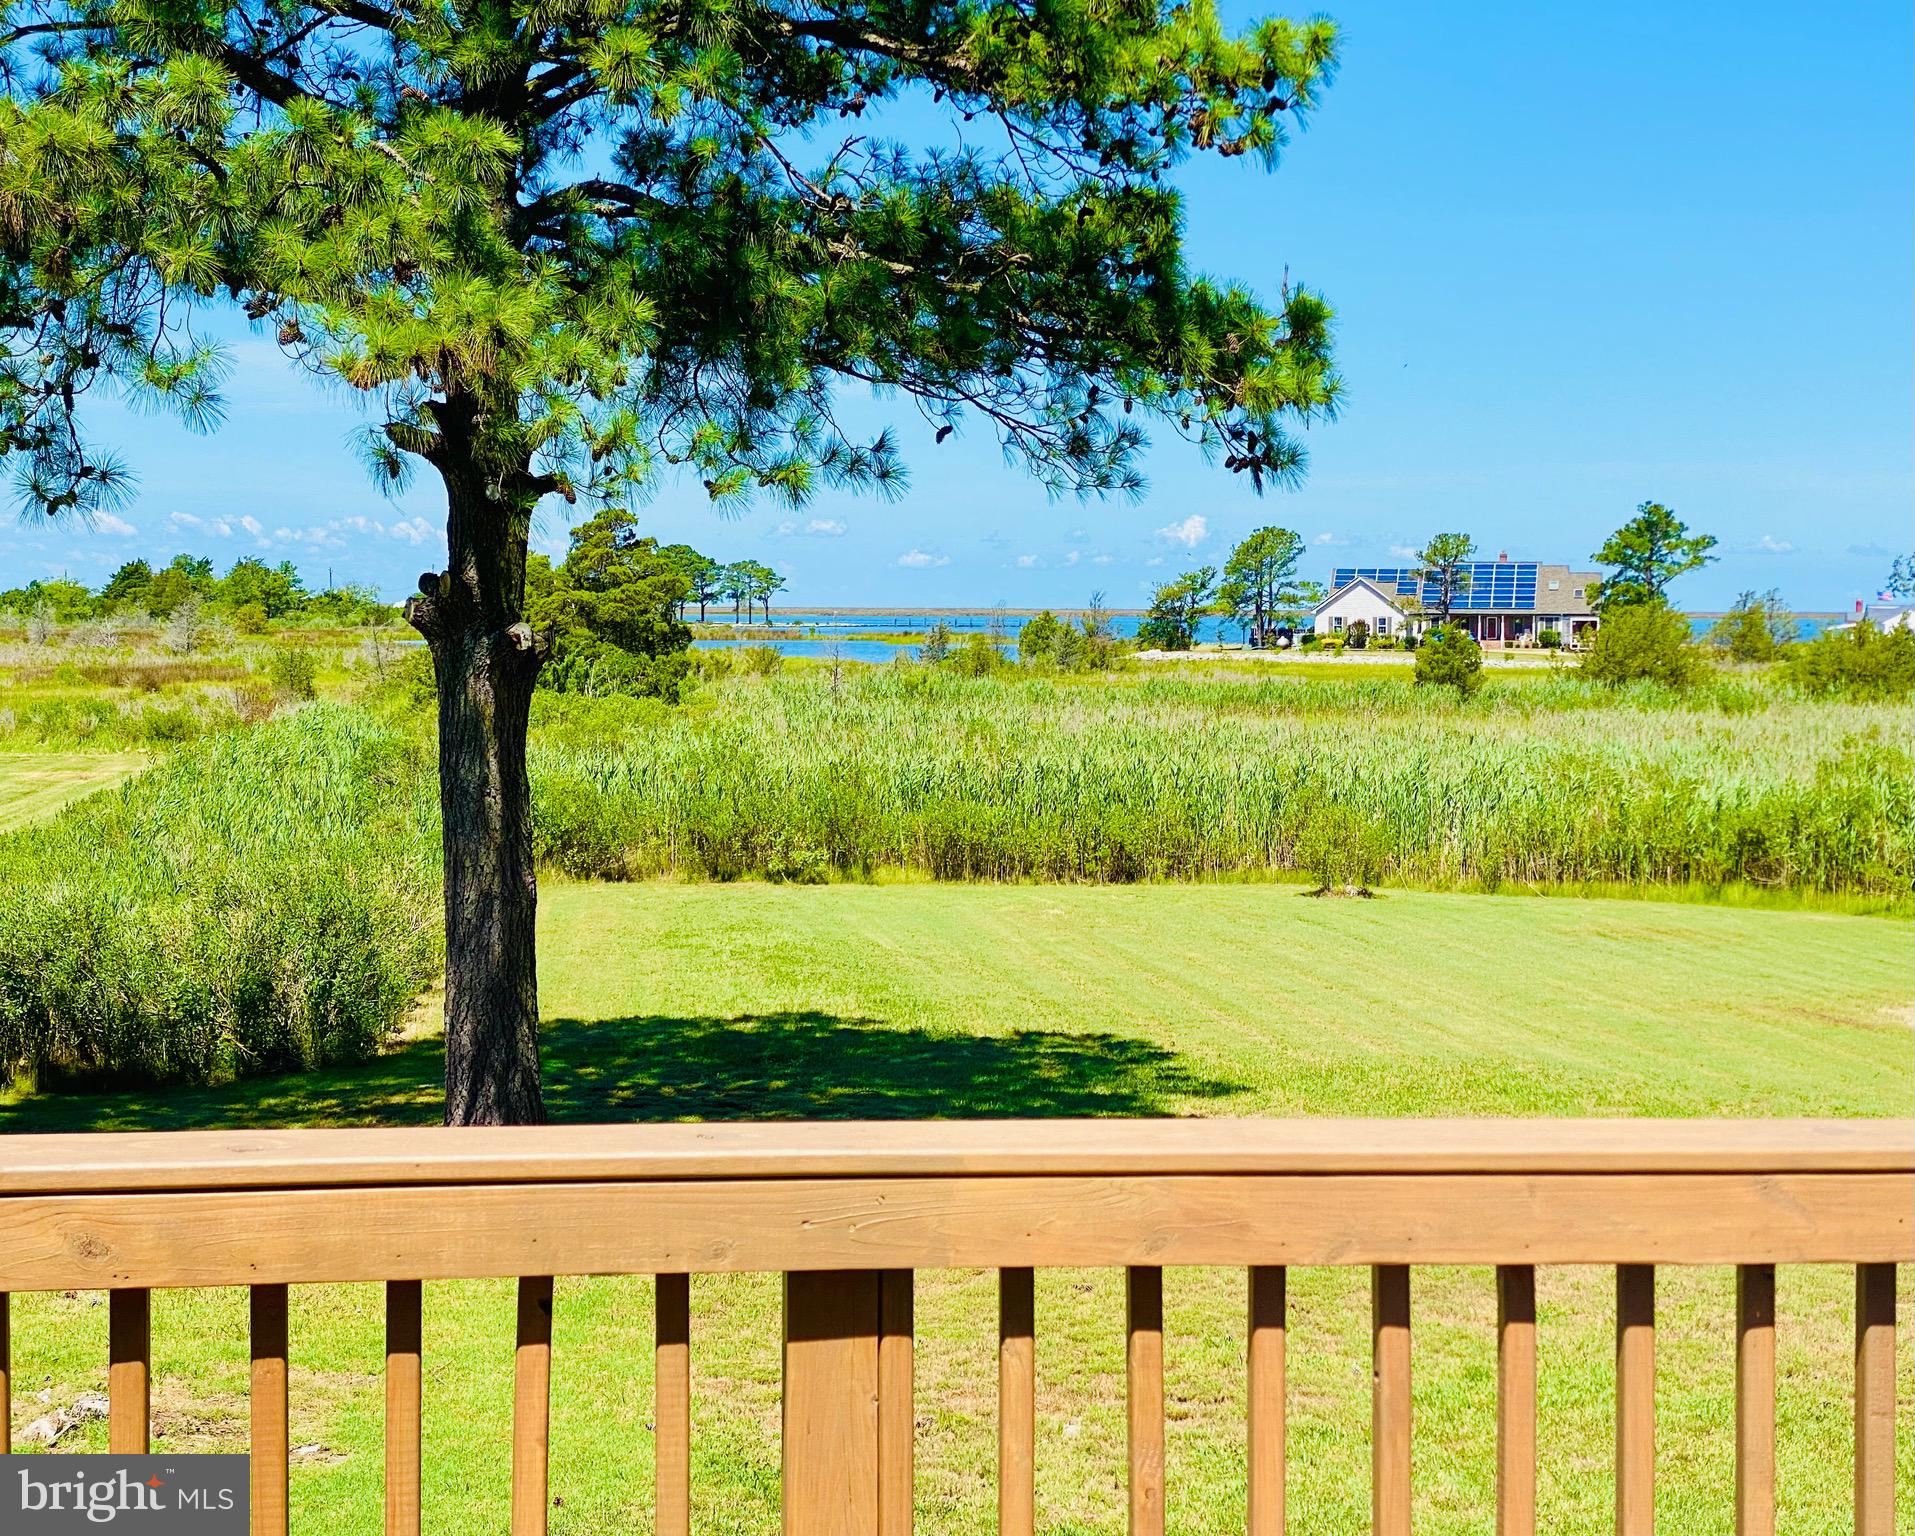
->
1572, 587, 1584, 599
1547, 579, 1560, 591
1375, 616, 1390, 636
1331, 615, 1344, 632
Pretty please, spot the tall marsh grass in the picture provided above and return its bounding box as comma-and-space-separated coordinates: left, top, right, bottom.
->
0, 707, 441, 1086
527, 670, 1913, 896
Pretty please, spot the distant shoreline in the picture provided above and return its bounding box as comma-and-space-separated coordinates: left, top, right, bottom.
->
760, 606, 1848, 621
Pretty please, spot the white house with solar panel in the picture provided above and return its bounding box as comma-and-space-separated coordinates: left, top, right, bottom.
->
1315, 555, 1603, 647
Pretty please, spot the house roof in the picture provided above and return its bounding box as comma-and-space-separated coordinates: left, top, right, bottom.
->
1313, 575, 1413, 615
1329, 562, 1600, 615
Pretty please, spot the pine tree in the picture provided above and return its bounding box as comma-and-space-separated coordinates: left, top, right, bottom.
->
2, 0, 1343, 1121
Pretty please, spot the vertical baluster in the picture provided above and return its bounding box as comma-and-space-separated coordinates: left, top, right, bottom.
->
879, 1270, 914, 1536
251, 1285, 290, 1536
655, 1274, 691, 1536
1735, 1265, 1774, 1536
1247, 1266, 1286, 1536
999, 1268, 1035, 1536
1615, 1265, 1655, 1536
1497, 1266, 1537, 1536
1, 1290, 10, 1456
1127, 1266, 1165, 1536
782, 1270, 882, 1535
1854, 1264, 1895, 1536
1371, 1266, 1411, 1536
109, 1288, 150, 1453
385, 1279, 423, 1536
512, 1276, 554, 1536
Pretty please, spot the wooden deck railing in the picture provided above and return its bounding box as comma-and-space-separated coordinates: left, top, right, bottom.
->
0, 1118, 1906, 1534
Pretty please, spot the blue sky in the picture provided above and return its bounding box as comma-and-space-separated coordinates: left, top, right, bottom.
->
6, 0, 1910, 610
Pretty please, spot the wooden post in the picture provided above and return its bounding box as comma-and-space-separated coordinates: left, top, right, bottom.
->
1371, 1265, 1411, 1536
655, 1274, 691, 1536
109, 1288, 150, 1453
1735, 1265, 1774, 1536
878, 1270, 914, 1536
1247, 1267, 1286, 1536
512, 1276, 554, 1536
1615, 1265, 1655, 1536
784, 1270, 883, 1536
1497, 1265, 1537, 1536
1127, 1267, 1165, 1536
251, 1285, 290, 1536
386, 1279, 423, 1536
0, 1291, 10, 1457
1854, 1264, 1895, 1536
999, 1268, 1036, 1536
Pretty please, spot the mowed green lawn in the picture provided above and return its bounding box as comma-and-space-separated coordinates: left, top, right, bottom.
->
0, 751, 143, 833
2, 883, 1909, 1534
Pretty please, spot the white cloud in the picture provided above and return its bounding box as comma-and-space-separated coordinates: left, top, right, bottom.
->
94, 512, 138, 537
238, 515, 264, 537
388, 517, 435, 546
168, 511, 201, 528
1015, 554, 1042, 569
1388, 544, 1419, 559
1091, 553, 1114, 566
1155, 514, 1208, 548
1754, 534, 1793, 553
897, 548, 949, 568
1063, 550, 1081, 566
1145, 556, 1165, 567
1313, 531, 1347, 546
776, 517, 847, 538
273, 525, 346, 549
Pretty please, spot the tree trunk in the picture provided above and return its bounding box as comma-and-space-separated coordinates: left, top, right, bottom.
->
406, 448, 548, 1126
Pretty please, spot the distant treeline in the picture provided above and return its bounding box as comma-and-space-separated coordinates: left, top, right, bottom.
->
1, 555, 395, 628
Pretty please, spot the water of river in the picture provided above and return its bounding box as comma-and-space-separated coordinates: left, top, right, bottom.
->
693, 611, 1838, 661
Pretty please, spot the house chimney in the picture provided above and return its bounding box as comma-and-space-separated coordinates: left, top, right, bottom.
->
1497, 550, 1510, 562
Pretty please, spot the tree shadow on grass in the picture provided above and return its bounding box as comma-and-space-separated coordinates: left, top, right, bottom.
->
0, 1012, 1243, 1133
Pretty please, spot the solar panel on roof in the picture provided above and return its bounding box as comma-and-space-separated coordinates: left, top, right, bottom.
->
1330, 562, 1546, 611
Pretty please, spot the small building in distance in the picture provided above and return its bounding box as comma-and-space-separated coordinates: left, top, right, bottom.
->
1313, 555, 1603, 647
1834, 599, 1915, 635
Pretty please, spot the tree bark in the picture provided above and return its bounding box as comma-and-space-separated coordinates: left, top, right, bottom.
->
406, 436, 549, 1126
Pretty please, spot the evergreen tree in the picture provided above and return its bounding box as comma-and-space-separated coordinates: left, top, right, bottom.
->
1413, 533, 1475, 622
1591, 502, 1716, 610
1, 0, 1342, 1121
1218, 525, 1316, 643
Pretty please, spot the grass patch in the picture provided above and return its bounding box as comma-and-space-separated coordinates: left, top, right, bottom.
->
3, 883, 1909, 1533
525, 669, 1912, 895
0, 752, 145, 833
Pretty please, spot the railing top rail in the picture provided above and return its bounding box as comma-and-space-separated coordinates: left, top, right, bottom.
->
0, 1117, 1907, 1194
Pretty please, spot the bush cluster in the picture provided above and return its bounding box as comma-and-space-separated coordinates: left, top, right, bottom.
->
0, 708, 441, 1086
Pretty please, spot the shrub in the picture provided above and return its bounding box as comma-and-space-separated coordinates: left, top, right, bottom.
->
1779, 623, 1915, 701
1580, 604, 1705, 690
162, 595, 206, 655
268, 644, 319, 700
1414, 624, 1483, 696
1538, 629, 1562, 650
949, 632, 1008, 676
232, 602, 270, 635
1295, 801, 1392, 892
1018, 610, 1063, 665
1709, 589, 1795, 663
0, 708, 440, 1087
1345, 619, 1370, 651
738, 645, 783, 676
